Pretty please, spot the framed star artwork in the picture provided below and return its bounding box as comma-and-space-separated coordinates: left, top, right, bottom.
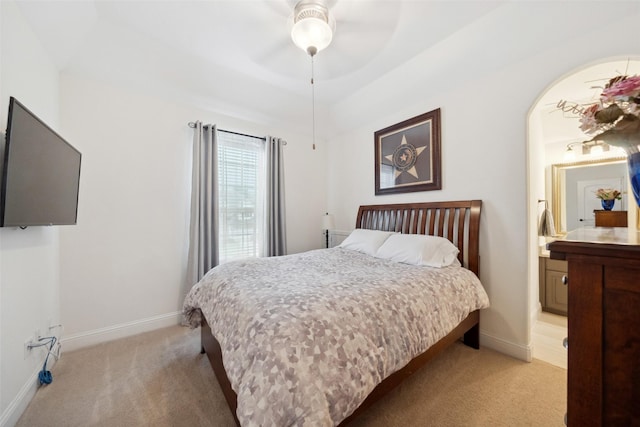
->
374, 108, 441, 195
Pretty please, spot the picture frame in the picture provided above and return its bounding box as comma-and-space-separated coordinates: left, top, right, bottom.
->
374, 108, 441, 195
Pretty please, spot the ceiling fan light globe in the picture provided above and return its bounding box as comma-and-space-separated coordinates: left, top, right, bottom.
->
291, 17, 332, 54
590, 144, 604, 155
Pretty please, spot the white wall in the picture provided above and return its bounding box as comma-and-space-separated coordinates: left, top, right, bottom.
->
0, 2, 61, 425
3, 2, 640, 423
57, 72, 327, 349
327, 1, 640, 360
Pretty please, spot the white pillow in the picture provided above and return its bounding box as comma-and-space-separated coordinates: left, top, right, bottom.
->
339, 229, 396, 256
375, 234, 461, 268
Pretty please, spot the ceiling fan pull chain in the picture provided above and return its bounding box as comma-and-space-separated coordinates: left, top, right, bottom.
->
311, 54, 316, 150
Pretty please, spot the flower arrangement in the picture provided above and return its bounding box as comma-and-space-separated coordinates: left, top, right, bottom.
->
594, 188, 622, 200
579, 74, 640, 151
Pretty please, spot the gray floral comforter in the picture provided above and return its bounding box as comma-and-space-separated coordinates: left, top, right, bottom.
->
183, 247, 490, 427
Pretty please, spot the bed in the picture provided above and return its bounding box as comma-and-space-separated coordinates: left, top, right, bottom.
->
183, 200, 489, 426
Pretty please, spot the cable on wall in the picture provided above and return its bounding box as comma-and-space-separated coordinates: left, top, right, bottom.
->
27, 336, 58, 385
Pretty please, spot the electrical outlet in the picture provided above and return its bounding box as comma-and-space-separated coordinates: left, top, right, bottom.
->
23, 339, 33, 359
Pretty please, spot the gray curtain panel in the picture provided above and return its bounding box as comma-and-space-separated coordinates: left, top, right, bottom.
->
265, 136, 287, 256
186, 122, 219, 286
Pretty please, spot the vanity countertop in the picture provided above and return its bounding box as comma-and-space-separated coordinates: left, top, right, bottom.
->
539, 236, 559, 257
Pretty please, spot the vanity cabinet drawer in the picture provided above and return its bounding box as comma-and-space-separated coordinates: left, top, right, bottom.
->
547, 259, 568, 272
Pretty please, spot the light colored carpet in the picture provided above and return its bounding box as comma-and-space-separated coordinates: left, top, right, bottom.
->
17, 326, 566, 427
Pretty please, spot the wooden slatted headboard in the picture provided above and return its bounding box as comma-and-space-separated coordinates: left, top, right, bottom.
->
355, 200, 482, 275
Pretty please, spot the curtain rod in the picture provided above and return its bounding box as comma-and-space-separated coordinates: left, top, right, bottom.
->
188, 122, 267, 142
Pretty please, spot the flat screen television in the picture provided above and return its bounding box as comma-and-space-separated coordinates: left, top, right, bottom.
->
0, 97, 81, 227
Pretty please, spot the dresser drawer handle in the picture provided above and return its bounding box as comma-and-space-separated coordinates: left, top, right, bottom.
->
563, 337, 568, 349
561, 275, 568, 285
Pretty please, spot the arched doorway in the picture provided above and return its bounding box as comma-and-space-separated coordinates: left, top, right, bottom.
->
527, 58, 640, 368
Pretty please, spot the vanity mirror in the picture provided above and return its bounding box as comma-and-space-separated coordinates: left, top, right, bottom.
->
551, 157, 627, 233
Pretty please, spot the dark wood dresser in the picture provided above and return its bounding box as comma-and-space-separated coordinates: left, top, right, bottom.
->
548, 228, 640, 426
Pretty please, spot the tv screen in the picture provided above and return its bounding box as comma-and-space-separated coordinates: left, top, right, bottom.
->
1, 97, 81, 227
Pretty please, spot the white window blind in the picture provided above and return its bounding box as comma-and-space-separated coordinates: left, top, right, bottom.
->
218, 132, 265, 264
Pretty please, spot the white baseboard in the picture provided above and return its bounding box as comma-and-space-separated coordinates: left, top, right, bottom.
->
0, 368, 40, 427
480, 331, 532, 362
61, 311, 182, 352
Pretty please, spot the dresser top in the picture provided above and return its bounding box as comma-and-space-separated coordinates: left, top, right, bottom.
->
548, 227, 640, 260
561, 226, 640, 246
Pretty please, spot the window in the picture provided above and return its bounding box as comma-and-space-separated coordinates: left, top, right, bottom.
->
217, 131, 265, 264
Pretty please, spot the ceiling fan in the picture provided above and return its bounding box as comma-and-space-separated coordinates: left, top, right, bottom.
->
251, 0, 400, 80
